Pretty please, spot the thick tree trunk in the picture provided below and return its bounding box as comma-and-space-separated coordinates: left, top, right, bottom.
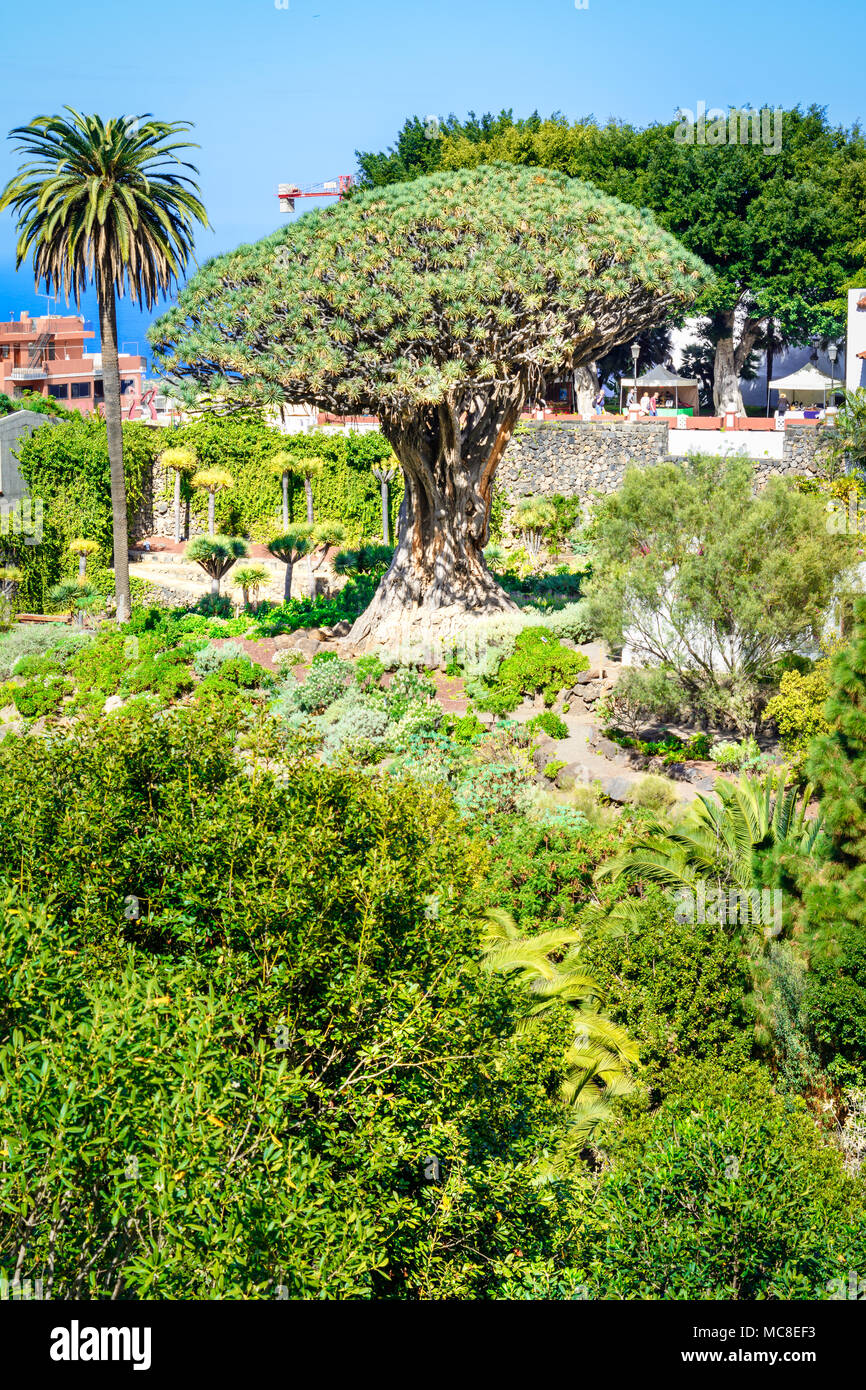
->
573, 363, 596, 416
713, 335, 745, 415
97, 274, 130, 622
713, 311, 759, 415
349, 388, 524, 656
174, 471, 182, 543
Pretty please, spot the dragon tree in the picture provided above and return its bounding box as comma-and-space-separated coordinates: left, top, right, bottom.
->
150, 164, 710, 649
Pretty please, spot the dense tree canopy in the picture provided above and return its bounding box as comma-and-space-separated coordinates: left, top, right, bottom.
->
357, 109, 866, 410
151, 163, 708, 646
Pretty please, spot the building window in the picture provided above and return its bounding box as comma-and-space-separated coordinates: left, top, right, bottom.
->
71, 381, 91, 398
48, 383, 69, 399
120, 378, 135, 395
93, 380, 104, 399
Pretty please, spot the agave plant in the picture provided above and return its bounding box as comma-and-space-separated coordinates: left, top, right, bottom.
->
482, 908, 639, 1164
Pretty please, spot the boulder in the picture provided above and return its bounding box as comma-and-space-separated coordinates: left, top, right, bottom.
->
531, 737, 560, 774
103, 695, 124, 714
599, 774, 633, 804
595, 736, 627, 763
555, 761, 592, 790
576, 668, 599, 684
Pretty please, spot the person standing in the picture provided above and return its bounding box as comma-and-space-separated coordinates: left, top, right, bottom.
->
776, 394, 789, 420
593, 388, 605, 416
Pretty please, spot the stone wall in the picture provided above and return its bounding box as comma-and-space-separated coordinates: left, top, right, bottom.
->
497, 419, 830, 502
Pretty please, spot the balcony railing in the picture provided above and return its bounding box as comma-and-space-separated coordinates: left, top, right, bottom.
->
9, 366, 47, 380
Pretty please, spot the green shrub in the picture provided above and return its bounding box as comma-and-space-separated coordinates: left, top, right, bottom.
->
528, 710, 569, 740
0, 626, 91, 680
765, 661, 832, 777
475, 628, 588, 713
710, 736, 771, 773
291, 657, 356, 713
192, 640, 247, 677
450, 711, 485, 744
627, 774, 678, 813
543, 760, 566, 780
8, 673, 71, 719
385, 666, 437, 721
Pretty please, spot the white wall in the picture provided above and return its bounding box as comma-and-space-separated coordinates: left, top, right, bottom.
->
666, 429, 784, 461
846, 289, 866, 394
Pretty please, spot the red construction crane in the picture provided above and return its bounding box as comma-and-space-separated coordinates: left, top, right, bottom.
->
277, 176, 353, 213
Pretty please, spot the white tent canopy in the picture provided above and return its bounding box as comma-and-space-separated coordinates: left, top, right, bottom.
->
769, 364, 841, 400
619, 365, 700, 412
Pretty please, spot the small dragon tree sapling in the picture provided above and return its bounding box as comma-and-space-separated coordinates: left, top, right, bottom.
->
270, 449, 295, 530
309, 521, 347, 576
186, 534, 248, 595
290, 455, 324, 526
160, 445, 197, 542
371, 455, 398, 545
513, 497, 556, 567
191, 468, 234, 536
48, 579, 102, 629
232, 563, 270, 610
0, 564, 23, 623
153, 163, 709, 649
69, 537, 99, 581
267, 525, 311, 602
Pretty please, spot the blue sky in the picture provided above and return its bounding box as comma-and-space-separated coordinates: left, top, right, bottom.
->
2, 0, 865, 370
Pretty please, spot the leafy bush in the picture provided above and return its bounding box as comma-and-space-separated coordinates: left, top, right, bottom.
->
543, 760, 566, 780
193, 640, 248, 677
7, 673, 71, 719
474, 628, 588, 713
319, 693, 391, 761
627, 774, 678, 813
385, 666, 437, 721
291, 657, 356, 713
576, 1060, 865, 1299
450, 711, 486, 744
0, 626, 91, 679
710, 736, 771, 773
764, 661, 832, 778
527, 710, 569, 740
0, 704, 582, 1298
596, 666, 686, 736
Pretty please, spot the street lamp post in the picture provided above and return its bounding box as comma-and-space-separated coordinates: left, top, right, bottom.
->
630, 343, 640, 415
828, 343, 839, 408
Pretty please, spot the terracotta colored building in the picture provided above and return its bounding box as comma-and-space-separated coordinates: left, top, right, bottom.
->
0, 311, 145, 416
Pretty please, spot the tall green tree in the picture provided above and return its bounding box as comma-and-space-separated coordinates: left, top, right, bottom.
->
0, 109, 208, 619
358, 108, 865, 413
151, 163, 708, 648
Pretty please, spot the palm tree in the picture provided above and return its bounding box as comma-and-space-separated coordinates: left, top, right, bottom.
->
596, 773, 822, 905
191, 468, 233, 536
482, 908, 639, 1162
267, 526, 311, 603
160, 445, 196, 542
185, 535, 248, 595
0, 109, 208, 622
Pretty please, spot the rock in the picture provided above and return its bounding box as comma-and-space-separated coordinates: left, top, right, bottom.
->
103, 695, 124, 714
330, 619, 353, 638
599, 775, 633, 804
531, 738, 560, 774
665, 761, 689, 780
555, 761, 592, 790
595, 736, 626, 763
272, 634, 296, 650
576, 668, 599, 684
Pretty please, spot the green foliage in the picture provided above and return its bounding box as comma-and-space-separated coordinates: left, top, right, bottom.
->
543, 760, 566, 780
192, 640, 247, 677
576, 1060, 865, 1298
475, 627, 589, 713
0, 625, 91, 679
627, 774, 678, 814
765, 660, 832, 778
586, 454, 857, 733
710, 736, 773, 774
11, 415, 160, 610
289, 657, 356, 714
596, 665, 686, 736
0, 704, 586, 1298
0, 387, 74, 419
527, 710, 569, 740
151, 163, 709, 416
6, 671, 71, 718
449, 710, 485, 744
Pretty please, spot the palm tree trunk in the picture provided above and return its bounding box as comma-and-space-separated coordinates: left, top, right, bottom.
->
208, 492, 215, 535
304, 477, 314, 525
174, 471, 182, 542
282, 472, 289, 529
284, 561, 293, 602
97, 273, 130, 622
